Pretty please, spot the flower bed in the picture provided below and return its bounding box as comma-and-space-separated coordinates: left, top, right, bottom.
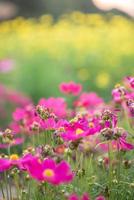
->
0, 77, 134, 199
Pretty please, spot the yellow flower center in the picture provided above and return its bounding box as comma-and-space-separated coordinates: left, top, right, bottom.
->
88, 122, 94, 128
10, 154, 19, 161
43, 169, 54, 177
115, 83, 121, 88
75, 128, 84, 135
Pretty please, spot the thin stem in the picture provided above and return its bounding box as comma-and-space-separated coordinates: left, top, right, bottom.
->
108, 141, 113, 198
0, 179, 5, 199
4, 172, 9, 200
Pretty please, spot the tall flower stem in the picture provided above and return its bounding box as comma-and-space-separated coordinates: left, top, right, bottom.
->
0, 180, 5, 199
108, 141, 113, 198
4, 172, 9, 200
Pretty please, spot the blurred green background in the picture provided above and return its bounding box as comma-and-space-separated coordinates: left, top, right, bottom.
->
0, 0, 134, 103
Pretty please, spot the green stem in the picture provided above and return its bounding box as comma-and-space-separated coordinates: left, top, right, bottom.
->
0, 179, 5, 199
4, 171, 9, 200
108, 141, 113, 198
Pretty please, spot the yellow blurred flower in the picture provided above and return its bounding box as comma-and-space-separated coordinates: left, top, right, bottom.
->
77, 68, 89, 81
95, 72, 110, 88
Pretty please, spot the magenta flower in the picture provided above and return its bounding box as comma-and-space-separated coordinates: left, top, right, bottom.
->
18, 153, 41, 171
99, 130, 134, 152
25, 157, 74, 185
74, 92, 104, 109
115, 133, 134, 151
10, 121, 21, 134
59, 81, 82, 96
39, 97, 67, 118
60, 117, 101, 141
101, 109, 117, 129
60, 119, 90, 141
0, 154, 20, 172
0, 158, 12, 172
112, 85, 127, 103
11, 105, 41, 134
61, 128, 88, 141
40, 118, 67, 131
12, 108, 26, 121
95, 196, 105, 200
68, 193, 90, 200
125, 76, 134, 89
126, 99, 134, 117
68, 194, 79, 200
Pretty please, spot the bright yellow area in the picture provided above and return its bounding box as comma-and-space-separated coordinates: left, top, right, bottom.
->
95, 73, 110, 88
0, 12, 133, 59
10, 154, 19, 160
75, 128, 84, 135
43, 169, 54, 177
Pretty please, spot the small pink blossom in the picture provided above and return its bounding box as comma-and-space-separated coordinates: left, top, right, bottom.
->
112, 85, 128, 103
12, 108, 26, 121
0, 158, 11, 172
40, 118, 67, 131
39, 97, 67, 118
74, 92, 104, 109
59, 81, 82, 96
125, 76, 134, 89
95, 196, 105, 200
68, 193, 90, 200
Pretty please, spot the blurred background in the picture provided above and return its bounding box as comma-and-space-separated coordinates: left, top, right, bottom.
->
0, 0, 134, 104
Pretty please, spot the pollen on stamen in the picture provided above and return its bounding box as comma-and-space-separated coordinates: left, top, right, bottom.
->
43, 169, 54, 177
75, 128, 84, 135
10, 154, 19, 161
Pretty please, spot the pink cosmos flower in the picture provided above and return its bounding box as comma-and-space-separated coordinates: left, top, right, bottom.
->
125, 76, 134, 89
112, 85, 128, 103
12, 108, 26, 121
18, 153, 41, 171
115, 133, 134, 151
101, 109, 117, 129
95, 196, 106, 200
0, 154, 21, 172
126, 99, 134, 117
68, 193, 90, 200
40, 118, 67, 131
39, 97, 67, 118
60, 119, 89, 141
59, 81, 82, 96
10, 121, 21, 134
11, 105, 41, 134
99, 130, 134, 152
0, 153, 37, 172
0, 158, 12, 172
74, 92, 104, 109
61, 128, 88, 141
25, 157, 74, 185
60, 117, 101, 141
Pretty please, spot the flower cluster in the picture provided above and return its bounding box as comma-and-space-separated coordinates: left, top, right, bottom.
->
0, 77, 133, 200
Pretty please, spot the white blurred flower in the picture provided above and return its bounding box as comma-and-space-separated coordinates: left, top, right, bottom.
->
92, 0, 134, 17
